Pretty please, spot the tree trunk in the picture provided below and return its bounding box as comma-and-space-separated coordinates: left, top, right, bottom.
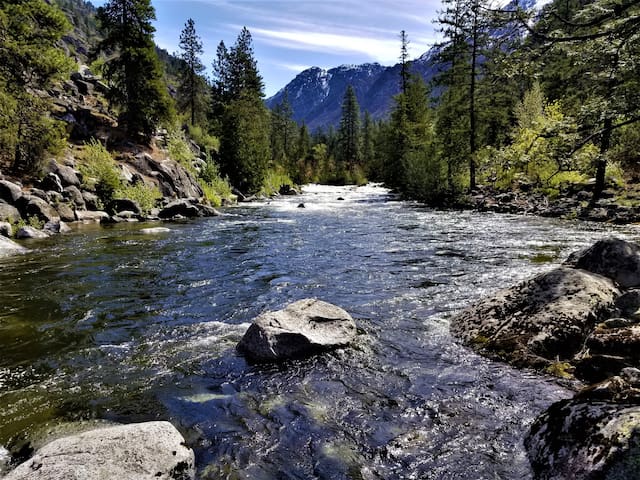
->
593, 117, 612, 201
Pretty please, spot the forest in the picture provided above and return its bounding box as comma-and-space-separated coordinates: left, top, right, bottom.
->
0, 0, 639, 206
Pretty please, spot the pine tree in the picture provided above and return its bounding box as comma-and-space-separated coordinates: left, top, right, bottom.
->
178, 18, 206, 127
270, 89, 297, 166
216, 28, 270, 193
96, 0, 172, 140
0, 0, 73, 173
337, 85, 362, 168
399, 30, 410, 95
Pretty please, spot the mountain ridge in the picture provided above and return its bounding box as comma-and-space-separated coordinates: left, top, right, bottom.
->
265, 49, 440, 131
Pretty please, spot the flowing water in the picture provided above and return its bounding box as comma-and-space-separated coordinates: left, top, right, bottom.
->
1, 184, 639, 479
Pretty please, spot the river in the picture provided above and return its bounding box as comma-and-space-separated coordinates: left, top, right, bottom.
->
0, 184, 638, 479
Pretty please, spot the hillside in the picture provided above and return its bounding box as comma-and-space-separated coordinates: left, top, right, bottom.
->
266, 49, 441, 130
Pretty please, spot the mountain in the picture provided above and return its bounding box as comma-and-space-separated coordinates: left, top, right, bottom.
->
265, 49, 441, 131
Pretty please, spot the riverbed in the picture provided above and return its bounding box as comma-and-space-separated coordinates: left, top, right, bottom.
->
1, 184, 638, 479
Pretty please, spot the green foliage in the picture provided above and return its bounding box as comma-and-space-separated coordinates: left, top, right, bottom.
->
96, 0, 173, 140
177, 18, 208, 127
259, 166, 295, 197
115, 182, 161, 214
187, 124, 219, 157
78, 139, 121, 206
197, 160, 232, 207
167, 129, 195, 168
0, 0, 72, 174
337, 85, 362, 167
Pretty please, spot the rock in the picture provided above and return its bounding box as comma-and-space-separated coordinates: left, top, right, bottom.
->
16, 226, 50, 239
0, 235, 26, 256
197, 204, 221, 217
587, 325, 640, 360
3, 421, 195, 480
82, 191, 100, 210
39, 173, 63, 194
615, 289, 640, 318
0, 180, 23, 204
56, 203, 76, 223
158, 199, 200, 219
44, 221, 71, 234
63, 186, 86, 209
450, 267, 619, 367
28, 188, 48, 202
525, 374, 640, 480
566, 237, 640, 288
16, 195, 60, 224
140, 227, 171, 234
0, 202, 21, 223
0, 221, 12, 238
75, 210, 109, 223
53, 163, 81, 188
129, 153, 203, 199
297, 203, 305, 208
47, 191, 64, 204
237, 299, 357, 362
279, 184, 299, 195
108, 198, 141, 215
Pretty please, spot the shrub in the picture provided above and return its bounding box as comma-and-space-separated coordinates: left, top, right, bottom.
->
260, 166, 295, 196
78, 139, 121, 207
115, 183, 162, 214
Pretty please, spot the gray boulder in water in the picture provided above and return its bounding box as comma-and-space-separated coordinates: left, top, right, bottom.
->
237, 299, 357, 361
3, 421, 195, 480
450, 266, 619, 368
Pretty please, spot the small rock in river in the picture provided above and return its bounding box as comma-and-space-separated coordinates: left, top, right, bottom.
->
237, 299, 357, 362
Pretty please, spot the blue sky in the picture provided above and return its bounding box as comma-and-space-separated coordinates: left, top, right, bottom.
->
91, 0, 442, 97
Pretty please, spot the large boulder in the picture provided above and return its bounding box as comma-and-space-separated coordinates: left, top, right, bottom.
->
237, 299, 357, 362
0, 180, 22, 204
39, 173, 63, 194
525, 370, 640, 480
16, 226, 50, 239
159, 199, 200, 219
15, 195, 60, 224
0, 202, 21, 223
63, 185, 86, 209
53, 163, 81, 188
129, 153, 203, 199
0, 235, 26, 256
109, 198, 142, 215
450, 267, 619, 368
566, 237, 640, 288
75, 210, 109, 223
3, 421, 195, 480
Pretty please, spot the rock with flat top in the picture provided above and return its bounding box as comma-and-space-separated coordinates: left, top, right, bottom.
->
3, 421, 195, 480
237, 299, 357, 361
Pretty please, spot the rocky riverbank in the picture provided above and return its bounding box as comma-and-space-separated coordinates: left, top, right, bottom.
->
468, 184, 640, 224
0, 151, 223, 245
450, 237, 640, 478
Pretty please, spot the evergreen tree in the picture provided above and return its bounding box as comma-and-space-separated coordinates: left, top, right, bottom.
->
177, 18, 207, 127
0, 0, 73, 173
96, 0, 172, 140
362, 111, 376, 166
399, 30, 410, 95
270, 89, 297, 166
337, 85, 362, 168
216, 28, 270, 193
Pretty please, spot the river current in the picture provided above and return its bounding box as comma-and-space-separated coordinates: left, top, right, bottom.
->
1, 184, 638, 479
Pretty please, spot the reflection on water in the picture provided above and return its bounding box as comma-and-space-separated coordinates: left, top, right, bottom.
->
1, 184, 638, 478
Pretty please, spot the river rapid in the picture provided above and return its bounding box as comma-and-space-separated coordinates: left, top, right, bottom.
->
1, 184, 639, 479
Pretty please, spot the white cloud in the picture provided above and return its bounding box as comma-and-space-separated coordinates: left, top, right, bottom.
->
250, 26, 432, 64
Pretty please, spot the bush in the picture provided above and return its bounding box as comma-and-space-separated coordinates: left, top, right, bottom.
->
198, 159, 232, 207
167, 128, 195, 168
78, 139, 122, 207
188, 124, 219, 156
260, 166, 295, 196
115, 183, 162, 214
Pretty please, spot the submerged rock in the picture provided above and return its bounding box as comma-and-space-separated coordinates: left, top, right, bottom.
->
16, 226, 50, 239
3, 421, 195, 480
450, 267, 619, 368
237, 299, 357, 362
